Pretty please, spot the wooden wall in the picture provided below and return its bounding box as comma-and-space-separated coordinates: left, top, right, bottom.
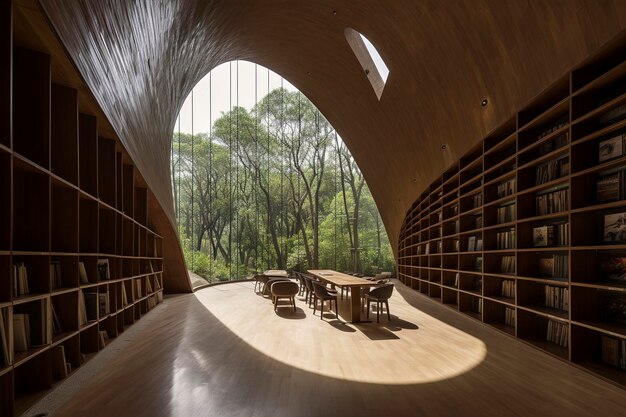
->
36, 0, 626, 276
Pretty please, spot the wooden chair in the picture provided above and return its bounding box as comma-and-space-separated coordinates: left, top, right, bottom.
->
312, 281, 338, 320
271, 281, 299, 312
364, 283, 394, 322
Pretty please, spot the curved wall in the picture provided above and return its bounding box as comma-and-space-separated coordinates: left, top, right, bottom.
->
38, 0, 626, 287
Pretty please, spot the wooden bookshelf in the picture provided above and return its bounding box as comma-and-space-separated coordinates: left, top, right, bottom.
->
398, 36, 626, 388
0, 7, 167, 417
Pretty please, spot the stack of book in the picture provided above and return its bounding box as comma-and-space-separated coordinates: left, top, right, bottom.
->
536, 188, 568, 215
546, 320, 568, 348
532, 223, 569, 247
501, 280, 515, 298
121, 284, 129, 306
467, 236, 482, 252
497, 179, 515, 199
497, 204, 516, 224
501, 255, 515, 274
535, 157, 569, 185
544, 285, 569, 311
13, 262, 29, 297
496, 228, 516, 249
504, 307, 515, 327
13, 300, 50, 352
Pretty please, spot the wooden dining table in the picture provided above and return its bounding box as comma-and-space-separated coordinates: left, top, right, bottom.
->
307, 270, 380, 323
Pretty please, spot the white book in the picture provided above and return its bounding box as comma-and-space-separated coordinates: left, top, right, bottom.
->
79, 262, 89, 284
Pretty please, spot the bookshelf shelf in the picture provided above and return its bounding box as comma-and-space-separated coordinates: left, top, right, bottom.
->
397, 37, 626, 388
0, 11, 168, 416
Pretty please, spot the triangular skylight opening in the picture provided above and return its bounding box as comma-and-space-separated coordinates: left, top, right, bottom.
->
345, 28, 389, 100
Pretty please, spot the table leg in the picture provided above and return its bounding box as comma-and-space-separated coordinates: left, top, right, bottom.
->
349, 286, 365, 323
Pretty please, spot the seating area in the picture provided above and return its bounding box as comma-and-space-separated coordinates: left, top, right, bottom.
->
255, 269, 395, 323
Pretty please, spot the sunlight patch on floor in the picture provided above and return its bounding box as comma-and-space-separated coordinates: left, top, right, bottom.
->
194, 281, 486, 384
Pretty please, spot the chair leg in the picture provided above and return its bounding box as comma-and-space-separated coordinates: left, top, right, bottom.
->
274, 297, 278, 312
313, 297, 317, 315
386, 300, 391, 321
292, 297, 296, 312
366, 299, 370, 318
377, 301, 380, 323
334, 299, 338, 319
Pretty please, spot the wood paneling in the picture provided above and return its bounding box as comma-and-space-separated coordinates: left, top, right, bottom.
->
35, 0, 626, 265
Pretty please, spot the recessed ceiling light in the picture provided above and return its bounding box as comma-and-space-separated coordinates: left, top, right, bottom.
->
332, 10, 337, 15
481, 99, 488, 107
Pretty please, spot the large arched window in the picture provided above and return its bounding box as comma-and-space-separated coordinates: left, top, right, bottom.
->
172, 62, 394, 284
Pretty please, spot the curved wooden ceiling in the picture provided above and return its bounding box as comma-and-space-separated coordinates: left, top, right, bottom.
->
39, 0, 626, 263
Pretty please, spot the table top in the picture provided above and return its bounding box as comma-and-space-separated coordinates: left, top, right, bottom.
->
264, 269, 289, 277
307, 270, 377, 287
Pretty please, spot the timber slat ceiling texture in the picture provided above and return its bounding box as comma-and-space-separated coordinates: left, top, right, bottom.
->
39, 0, 626, 271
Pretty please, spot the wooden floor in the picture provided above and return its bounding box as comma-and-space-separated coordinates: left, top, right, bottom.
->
48, 280, 626, 417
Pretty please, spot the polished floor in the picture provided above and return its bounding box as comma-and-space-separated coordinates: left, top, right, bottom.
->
39, 280, 626, 417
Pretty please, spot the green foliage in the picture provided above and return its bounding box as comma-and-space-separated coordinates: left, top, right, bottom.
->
173, 85, 395, 281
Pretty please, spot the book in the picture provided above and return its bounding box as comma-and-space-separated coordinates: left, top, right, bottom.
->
546, 320, 568, 348
596, 173, 621, 202
604, 212, 626, 243
0, 309, 8, 366
13, 262, 29, 297
50, 261, 62, 290
79, 261, 89, 284
52, 345, 68, 380
52, 304, 62, 335
601, 335, 621, 368
536, 188, 568, 215
121, 284, 128, 306
467, 236, 476, 252
13, 314, 29, 352
538, 257, 554, 276
84, 292, 98, 322
98, 293, 110, 317
78, 291, 88, 326
533, 226, 553, 247
98, 330, 109, 350
501, 280, 515, 298
14, 300, 49, 347
136, 279, 142, 298
599, 134, 625, 163
599, 103, 626, 126
97, 259, 110, 280
501, 255, 515, 274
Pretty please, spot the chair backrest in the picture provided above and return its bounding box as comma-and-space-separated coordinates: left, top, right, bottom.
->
311, 281, 332, 298
271, 281, 299, 297
369, 283, 394, 300
258, 274, 270, 285
304, 276, 314, 292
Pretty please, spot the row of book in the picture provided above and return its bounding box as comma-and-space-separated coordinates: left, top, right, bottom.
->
536, 188, 568, 215
538, 254, 568, 279
497, 179, 515, 199
535, 157, 569, 185
13, 262, 29, 297
544, 285, 569, 312
496, 228, 516, 249
471, 297, 483, 315
13, 299, 51, 352
501, 280, 515, 298
467, 236, 483, 251
546, 319, 568, 348
596, 171, 626, 203
504, 307, 515, 327
497, 203, 516, 224
501, 255, 515, 274
532, 223, 569, 247
601, 334, 626, 370
537, 131, 569, 156
538, 118, 568, 140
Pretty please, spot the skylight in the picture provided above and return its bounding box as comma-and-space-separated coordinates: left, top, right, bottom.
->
345, 28, 389, 100
359, 34, 389, 84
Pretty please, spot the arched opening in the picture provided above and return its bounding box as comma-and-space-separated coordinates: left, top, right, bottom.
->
172, 61, 395, 285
